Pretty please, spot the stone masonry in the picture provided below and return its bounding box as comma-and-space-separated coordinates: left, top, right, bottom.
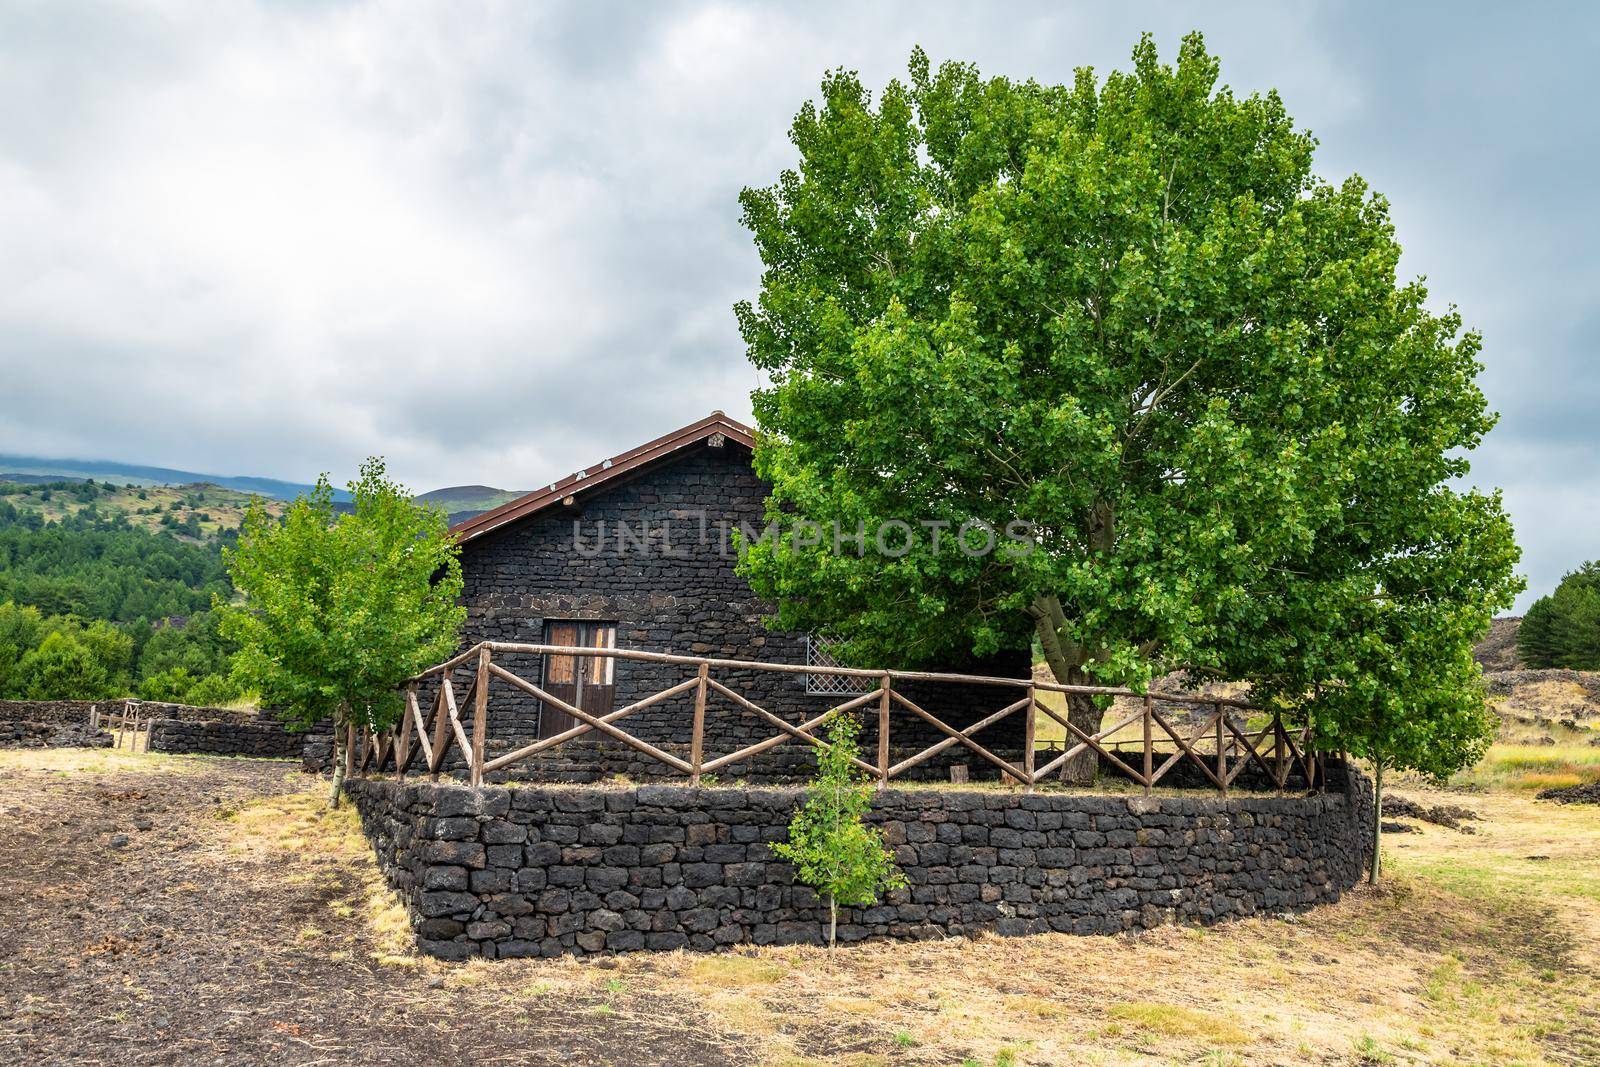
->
0, 700, 113, 748
145, 713, 324, 760
456, 440, 1032, 773
345, 762, 1372, 961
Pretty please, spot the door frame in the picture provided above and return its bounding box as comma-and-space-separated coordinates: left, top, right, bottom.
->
537, 620, 617, 737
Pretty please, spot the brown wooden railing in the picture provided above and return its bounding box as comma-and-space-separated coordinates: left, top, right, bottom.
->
344, 642, 1324, 795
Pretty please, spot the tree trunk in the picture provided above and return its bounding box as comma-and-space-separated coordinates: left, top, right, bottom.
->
328, 709, 347, 810
1029, 595, 1104, 784
1060, 686, 1103, 784
1368, 759, 1383, 885
827, 894, 838, 950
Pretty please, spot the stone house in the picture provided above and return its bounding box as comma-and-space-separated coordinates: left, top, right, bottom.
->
449, 412, 1029, 778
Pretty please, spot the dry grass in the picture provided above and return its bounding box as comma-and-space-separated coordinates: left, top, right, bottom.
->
590, 787, 1597, 1066
212, 782, 422, 965
1449, 742, 1600, 793
0, 746, 217, 778
212, 753, 1600, 1065
14, 744, 1596, 1064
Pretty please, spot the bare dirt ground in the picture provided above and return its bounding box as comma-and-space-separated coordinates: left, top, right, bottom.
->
0, 751, 742, 1066
2, 749, 1597, 1066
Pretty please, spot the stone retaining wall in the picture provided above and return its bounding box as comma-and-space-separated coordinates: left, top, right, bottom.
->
0, 697, 330, 762
0, 700, 113, 748
146, 717, 313, 759
345, 763, 1370, 961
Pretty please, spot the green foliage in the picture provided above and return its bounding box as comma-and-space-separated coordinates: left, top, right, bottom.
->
9, 616, 133, 700
137, 609, 237, 684
0, 597, 243, 704
222, 458, 465, 732
772, 715, 905, 946
1518, 563, 1600, 669
0, 600, 45, 696
0, 500, 230, 621
134, 664, 242, 706
137, 666, 198, 703
735, 34, 1520, 784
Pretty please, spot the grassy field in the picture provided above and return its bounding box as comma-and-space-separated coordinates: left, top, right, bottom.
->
5, 745, 1594, 1065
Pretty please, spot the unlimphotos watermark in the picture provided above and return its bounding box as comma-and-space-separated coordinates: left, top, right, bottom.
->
570, 511, 1037, 559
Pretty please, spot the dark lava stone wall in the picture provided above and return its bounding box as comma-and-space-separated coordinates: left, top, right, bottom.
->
345, 762, 1371, 961
0, 700, 114, 748
146, 717, 310, 759
455, 441, 1030, 770
142, 706, 333, 762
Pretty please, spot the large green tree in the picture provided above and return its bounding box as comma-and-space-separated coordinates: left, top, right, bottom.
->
223, 459, 464, 806
735, 34, 1520, 785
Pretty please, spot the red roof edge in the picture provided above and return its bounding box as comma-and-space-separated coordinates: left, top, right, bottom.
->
450, 411, 756, 545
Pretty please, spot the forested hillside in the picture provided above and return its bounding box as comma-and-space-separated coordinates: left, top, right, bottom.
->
0, 498, 231, 621
0, 472, 497, 704
0, 479, 266, 704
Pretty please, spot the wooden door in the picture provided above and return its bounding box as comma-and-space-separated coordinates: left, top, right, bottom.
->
539, 621, 617, 738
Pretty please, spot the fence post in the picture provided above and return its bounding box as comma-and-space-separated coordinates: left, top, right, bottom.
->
1143, 695, 1154, 796
1215, 702, 1226, 797
877, 674, 892, 789
690, 662, 709, 785
1272, 713, 1285, 790
1023, 685, 1037, 794
470, 645, 490, 788
397, 684, 415, 780
430, 670, 451, 782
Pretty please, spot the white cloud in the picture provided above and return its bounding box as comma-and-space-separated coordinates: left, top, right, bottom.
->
0, 1, 1591, 610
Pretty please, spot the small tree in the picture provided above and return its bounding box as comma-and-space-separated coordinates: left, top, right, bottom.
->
1313, 598, 1500, 884
222, 458, 464, 807
21, 630, 115, 699
772, 715, 907, 949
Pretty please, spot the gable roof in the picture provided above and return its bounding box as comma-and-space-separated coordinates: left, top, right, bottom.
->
450, 411, 756, 545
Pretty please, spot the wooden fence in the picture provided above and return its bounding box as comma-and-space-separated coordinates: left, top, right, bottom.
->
92, 700, 148, 751
344, 642, 1324, 796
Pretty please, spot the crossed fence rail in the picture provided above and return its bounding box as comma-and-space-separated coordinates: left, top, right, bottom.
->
343, 642, 1325, 795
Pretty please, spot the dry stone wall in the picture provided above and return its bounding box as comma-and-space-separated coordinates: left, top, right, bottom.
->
145, 714, 322, 760
0, 700, 114, 748
346, 763, 1371, 961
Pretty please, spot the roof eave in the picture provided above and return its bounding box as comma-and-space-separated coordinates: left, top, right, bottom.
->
450, 412, 755, 545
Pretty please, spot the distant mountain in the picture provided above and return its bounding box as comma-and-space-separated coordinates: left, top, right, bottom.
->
412, 484, 525, 528
0, 454, 348, 502
415, 484, 526, 512
0, 455, 532, 519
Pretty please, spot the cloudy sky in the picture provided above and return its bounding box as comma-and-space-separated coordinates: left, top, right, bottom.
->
0, 2, 1593, 607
